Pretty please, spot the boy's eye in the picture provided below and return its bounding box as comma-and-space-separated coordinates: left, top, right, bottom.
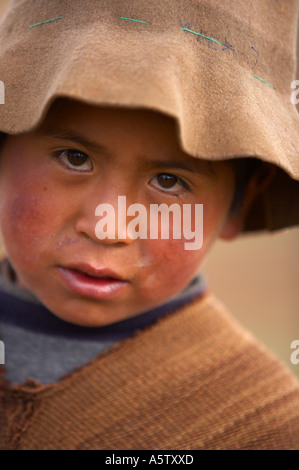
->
150, 173, 189, 193
53, 149, 93, 172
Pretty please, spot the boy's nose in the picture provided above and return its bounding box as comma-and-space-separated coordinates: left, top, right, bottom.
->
75, 194, 134, 246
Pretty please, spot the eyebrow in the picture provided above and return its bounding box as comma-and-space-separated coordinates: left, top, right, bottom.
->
35, 125, 113, 157
142, 158, 216, 178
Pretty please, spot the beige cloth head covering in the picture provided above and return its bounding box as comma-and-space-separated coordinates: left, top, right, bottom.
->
0, 0, 298, 232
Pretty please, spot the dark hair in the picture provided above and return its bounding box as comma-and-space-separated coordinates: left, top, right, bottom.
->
230, 158, 263, 214
0, 131, 6, 151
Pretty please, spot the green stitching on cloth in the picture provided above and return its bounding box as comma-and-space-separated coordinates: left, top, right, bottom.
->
252, 74, 274, 89
180, 27, 222, 45
26, 14, 275, 90
116, 17, 151, 25
28, 16, 64, 29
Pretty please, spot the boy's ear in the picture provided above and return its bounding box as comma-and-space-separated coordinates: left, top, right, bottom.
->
219, 163, 277, 241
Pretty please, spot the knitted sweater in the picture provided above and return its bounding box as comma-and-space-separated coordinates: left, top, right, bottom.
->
0, 292, 299, 450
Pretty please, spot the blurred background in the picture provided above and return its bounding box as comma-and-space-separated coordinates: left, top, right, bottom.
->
0, 0, 298, 378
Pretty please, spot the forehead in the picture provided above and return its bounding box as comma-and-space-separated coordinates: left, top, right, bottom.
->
41, 98, 178, 138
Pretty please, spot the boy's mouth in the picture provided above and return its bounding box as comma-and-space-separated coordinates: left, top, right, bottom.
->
56, 264, 129, 300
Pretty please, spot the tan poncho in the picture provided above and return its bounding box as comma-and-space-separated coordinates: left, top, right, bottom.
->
1, 293, 299, 450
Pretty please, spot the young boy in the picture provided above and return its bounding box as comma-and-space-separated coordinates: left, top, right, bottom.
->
0, 0, 298, 450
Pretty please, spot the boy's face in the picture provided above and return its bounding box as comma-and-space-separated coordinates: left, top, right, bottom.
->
0, 100, 236, 326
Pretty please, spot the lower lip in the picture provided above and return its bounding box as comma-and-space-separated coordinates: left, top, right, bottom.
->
57, 267, 129, 300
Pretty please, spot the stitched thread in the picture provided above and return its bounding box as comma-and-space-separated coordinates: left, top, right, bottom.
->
180, 27, 222, 45
252, 74, 274, 89
251, 46, 259, 69
221, 37, 234, 56
26, 14, 275, 90
116, 17, 150, 25
180, 21, 194, 34
28, 16, 64, 29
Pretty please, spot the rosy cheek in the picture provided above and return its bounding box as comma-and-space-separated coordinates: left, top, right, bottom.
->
0, 189, 57, 266
140, 238, 202, 293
